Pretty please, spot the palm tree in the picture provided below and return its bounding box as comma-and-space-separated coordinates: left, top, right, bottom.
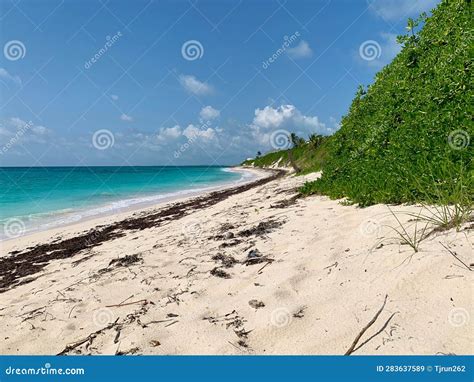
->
290, 133, 305, 148
309, 134, 324, 148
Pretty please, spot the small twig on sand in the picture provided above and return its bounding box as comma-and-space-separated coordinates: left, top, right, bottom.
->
227, 341, 241, 351
352, 312, 398, 353
106, 299, 148, 308
164, 320, 179, 327
68, 305, 77, 319
57, 318, 119, 355
257, 261, 272, 274
439, 242, 472, 272
345, 294, 388, 356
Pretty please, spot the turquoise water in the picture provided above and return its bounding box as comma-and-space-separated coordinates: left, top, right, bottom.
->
0, 166, 245, 237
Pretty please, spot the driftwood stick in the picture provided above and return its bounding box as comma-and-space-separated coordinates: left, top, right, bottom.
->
57, 318, 119, 355
439, 242, 472, 272
352, 312, 398, 353
257, 261, 272, 274
344, 294, 388, 356
106, 299, 148, 308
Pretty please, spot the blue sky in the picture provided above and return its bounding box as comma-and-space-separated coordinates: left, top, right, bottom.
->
0, 0, 439, 166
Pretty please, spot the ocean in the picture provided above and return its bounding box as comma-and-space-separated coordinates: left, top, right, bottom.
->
0, 166, 248, 239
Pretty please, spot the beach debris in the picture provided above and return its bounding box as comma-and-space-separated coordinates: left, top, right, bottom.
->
219, 223, 235, 231
108, 254, 142, 268
212, 253, 238, 268
165, 320, 179, 327
58, 318, 120, 355
248, 299, 265, 309
235, 328, 253, 338
211, 231, 235, 241
293, 306, 307, 318
71, 254, 95, 267
114, 326, 122, 344
243, 249, 274, 266
237, 219, 285, 238
210, 267, 231, 279
149, 340, 161, 347
204, 310, 252, 349
115, 347, 140, 355
223, 232, 235, 239
270, 194, 301, 209
106, 298, 151, 308
0, 170, 285, 293
324, 262, 338, 275
344, 294, 398, 355
219, 239, 242, 248
237, 339, 249, 348
439, 242, 472, 272
203, 310, 244, 327
165, 289, 189, 306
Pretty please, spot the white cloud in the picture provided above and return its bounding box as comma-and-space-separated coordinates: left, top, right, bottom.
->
250, 104, 332, 147
199, 105, 220, 121
0, 68, 21, 86
9, 117, 30, 130
120, 113, 133, 122
287, 41, 313, 59
183, 124, 216, 141
31, 125, 50, 135
0, 117, 51, 149
159, 125, 182, 139
367, 0, 439, 21
179, 75, 213, 95
155, 123, 217, 145
253, 105, 296, 129
110, 94, 119, 101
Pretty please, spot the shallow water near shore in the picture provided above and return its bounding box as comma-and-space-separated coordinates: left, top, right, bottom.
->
0, 166, 249, 238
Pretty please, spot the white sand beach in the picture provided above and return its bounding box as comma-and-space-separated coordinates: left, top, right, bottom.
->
0, 168, 472, 355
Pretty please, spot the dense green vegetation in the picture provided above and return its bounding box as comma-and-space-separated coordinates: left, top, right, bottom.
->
242, 134, 329, 174
298, 0, 473, 206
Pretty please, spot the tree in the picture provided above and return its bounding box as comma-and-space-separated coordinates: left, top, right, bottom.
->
309, 134, 324, 148
290, 133, 305, 148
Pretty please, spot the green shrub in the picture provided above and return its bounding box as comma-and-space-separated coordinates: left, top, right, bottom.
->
301, 0, 473, 207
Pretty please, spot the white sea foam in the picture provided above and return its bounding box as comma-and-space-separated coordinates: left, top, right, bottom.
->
0, 167, 259, 240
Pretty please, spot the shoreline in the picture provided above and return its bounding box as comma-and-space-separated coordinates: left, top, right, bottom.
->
0, 167, 284, 292
0, 169, 471, 355
0, 166, 270, 244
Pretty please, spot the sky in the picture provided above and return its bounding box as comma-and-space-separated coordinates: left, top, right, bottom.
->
0, 0, 440, 166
